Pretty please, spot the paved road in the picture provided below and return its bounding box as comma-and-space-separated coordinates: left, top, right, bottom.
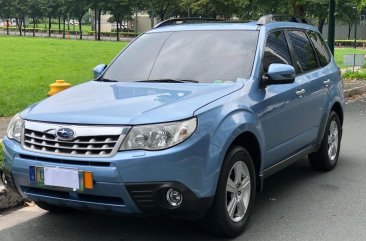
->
0, 98, 365, 241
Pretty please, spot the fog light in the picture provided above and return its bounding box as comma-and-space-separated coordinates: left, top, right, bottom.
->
166, 188, 183, 207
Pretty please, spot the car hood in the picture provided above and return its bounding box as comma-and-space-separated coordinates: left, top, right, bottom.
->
22, 81, 244, 125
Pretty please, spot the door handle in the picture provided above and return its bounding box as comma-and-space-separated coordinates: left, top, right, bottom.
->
296, 89, 306, 96
324, 79, 331, 87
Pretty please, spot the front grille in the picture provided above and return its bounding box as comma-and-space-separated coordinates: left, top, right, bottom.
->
22, 121, 130, 157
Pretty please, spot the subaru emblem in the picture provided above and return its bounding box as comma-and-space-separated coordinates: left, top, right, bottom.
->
56, 128, 75, 140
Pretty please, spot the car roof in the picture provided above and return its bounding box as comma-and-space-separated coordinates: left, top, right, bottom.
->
146, 21, 320, 34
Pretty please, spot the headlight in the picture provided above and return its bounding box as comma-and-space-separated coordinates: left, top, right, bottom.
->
120, 118, 197, 151
7, 114, 24, 143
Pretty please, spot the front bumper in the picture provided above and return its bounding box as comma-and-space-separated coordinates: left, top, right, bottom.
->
1, 133, 218, 215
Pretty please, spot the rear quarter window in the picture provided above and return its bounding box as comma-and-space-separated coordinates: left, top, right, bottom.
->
308, 31, 332, 67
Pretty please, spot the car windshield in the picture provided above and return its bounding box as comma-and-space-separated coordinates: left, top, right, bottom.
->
102, 30, 259, 83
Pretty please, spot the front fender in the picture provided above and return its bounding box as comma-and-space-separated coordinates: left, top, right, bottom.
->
195, 107, 263, 196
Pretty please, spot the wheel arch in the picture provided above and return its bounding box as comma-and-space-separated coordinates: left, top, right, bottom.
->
331, 101, 344, 126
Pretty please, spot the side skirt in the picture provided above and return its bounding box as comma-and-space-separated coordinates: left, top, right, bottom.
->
262, 145, 317, 179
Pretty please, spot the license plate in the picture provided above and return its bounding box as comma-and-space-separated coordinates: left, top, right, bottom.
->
29, 166, 84, 190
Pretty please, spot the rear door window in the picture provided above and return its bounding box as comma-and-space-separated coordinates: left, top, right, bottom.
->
288, 30, 318, 73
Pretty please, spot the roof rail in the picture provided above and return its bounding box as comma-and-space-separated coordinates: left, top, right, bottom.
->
257, 14, 311, 25
153, 18, 224, 29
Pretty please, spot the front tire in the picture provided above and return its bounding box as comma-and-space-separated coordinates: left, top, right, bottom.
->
202, 146, 256, 237
309, 111, 342, 171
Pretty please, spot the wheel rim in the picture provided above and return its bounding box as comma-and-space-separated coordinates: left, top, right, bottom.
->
226, 161, 251, 223
327, 120, 339, 163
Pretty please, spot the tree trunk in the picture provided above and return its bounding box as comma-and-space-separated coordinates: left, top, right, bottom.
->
98, 9, 101, 41
6, 20, 9, 35
33, 18, 36, 37
58, 16, 61, 30
135, 12, 138, 33
116, 21, 120, 41
23, 18, 26, 36
318, 17, 326, 34
16, 18, 22, 36
159, 12, 165, 21
348, 22, 353, 40
48, 17, 52, 37
44, 18, 46, 29
63, 17, 66, 38
68, 15, 70, 30
73, 18, 75, 31
78, 17, 83, 40
292, 0, 305, 16
94, 9, 97, 40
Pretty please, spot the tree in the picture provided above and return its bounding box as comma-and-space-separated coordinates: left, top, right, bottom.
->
26, 0, 43, 36
13, 0, 28, 36
107, 0, 131, 41
70, 0, 89, 39
190, 0, 241, 19
336, 0, 366, 39
0, 0, 15, 35
147, 0, 180, 21
40, 0, 62, 37
130, 0, 146, 32
89, 0, 108, 40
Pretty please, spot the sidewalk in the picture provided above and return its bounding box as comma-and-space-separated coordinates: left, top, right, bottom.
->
0, 80, 365, 138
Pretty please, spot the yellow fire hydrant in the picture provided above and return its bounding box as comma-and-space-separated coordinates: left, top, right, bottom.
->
48, 80, 72, 96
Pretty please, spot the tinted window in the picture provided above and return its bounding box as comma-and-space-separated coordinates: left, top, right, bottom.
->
288, 31, 317, 73
103, 30, 259, 83
263, 31, 292, 73
309, 31, 331, 66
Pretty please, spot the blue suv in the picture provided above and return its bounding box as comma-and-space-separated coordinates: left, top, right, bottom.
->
1, 15, 344, 237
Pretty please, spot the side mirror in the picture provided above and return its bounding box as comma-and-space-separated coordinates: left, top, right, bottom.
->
263, 64, 295, 86
93, 64, 107, 79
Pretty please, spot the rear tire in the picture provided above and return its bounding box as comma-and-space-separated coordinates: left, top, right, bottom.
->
202, 146, 256, 237
309, 111, 342, 171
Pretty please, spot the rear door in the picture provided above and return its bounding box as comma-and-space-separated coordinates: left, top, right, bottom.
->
286, 30, 328, 146
307, 31, 334, 135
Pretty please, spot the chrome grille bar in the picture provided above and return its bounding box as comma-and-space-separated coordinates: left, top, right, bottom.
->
22, 121, 130, 157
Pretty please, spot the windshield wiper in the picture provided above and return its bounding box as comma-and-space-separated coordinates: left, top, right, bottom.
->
137, 79, 199, 83
98, 78, 119, 82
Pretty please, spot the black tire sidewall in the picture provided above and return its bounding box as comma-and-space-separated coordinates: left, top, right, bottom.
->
322, 111, 342, 167
214, 146, 256, 236
310, 111, 342, 171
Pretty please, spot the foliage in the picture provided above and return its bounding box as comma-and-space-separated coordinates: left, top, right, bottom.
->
2, 0, 366, 32
333, 47, 366, 68
342, 70, 366, 79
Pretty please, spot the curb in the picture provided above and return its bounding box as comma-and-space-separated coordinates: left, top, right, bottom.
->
344, 86, 366, 98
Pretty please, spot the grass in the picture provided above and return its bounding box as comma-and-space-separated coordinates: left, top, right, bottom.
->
334, 47, 366, 69
0, 36, 127, 117
334, 47, 366, 79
